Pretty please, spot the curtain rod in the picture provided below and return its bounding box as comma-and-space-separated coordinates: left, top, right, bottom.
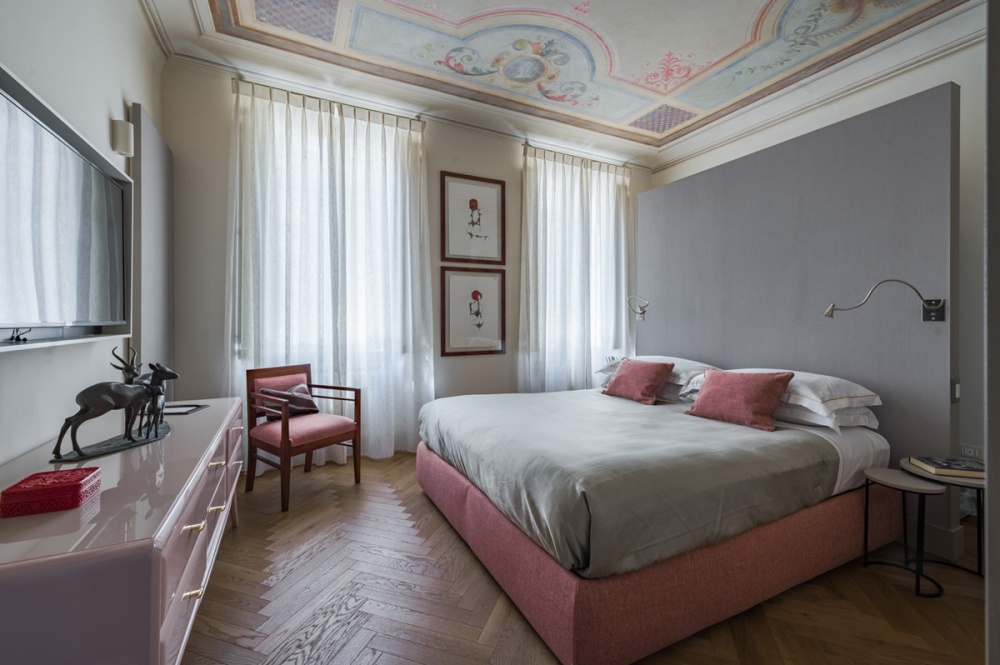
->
523, 142, 632, 170
230, 76, 423, 125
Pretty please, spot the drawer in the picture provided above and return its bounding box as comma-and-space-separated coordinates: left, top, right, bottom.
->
226, 435, 244, 498
159, 451, 228, 617
159, 523, 212, 665
160, 475, 231, 665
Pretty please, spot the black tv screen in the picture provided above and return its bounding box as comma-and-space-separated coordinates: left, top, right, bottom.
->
0, 86, 126, 328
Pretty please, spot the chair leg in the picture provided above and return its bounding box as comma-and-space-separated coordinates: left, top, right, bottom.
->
353, 440, 361, 484
245, 445, 258, 492
304, 451, 313, 473
280, 456, 292, 512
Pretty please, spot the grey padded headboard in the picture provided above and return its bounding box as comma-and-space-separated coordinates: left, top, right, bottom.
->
637, 83, 958, 472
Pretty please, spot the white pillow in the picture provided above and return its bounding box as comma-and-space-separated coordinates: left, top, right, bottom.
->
774, 403, 880, 433
684, 368, 881, 418
596, 356, 718, 395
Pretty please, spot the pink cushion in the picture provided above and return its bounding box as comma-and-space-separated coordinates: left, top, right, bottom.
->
260, 383, 319, 420
685, 369, 794, 431
250, 412, 356, 448
602, 358, 674, 405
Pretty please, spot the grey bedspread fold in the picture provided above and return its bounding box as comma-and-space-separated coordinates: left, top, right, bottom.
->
419, 390, 840, 578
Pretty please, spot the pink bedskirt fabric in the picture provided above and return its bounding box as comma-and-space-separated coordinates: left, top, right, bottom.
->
416, 442, 901, 665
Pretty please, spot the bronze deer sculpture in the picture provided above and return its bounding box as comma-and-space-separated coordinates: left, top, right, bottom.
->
110, 346, 141, 384
136, 362, 179, 437
142, 383, 167, 438
52, 362, 179, 459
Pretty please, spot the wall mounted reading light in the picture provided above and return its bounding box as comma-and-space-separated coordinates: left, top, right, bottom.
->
823, 278, 946, 322
111, 119, 133, 157
627, 296, 648, 321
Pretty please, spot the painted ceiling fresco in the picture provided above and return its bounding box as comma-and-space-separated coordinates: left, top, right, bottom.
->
210, 0, 969, 146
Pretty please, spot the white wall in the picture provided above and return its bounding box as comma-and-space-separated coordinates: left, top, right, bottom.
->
0, 0, 166, 465
651, 41, 987, 454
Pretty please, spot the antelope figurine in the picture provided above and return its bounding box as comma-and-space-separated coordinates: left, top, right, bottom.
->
52, 362, 179, 459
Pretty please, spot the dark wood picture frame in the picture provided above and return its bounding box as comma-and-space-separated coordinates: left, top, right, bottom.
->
441, 267, 506, 356
441, 171, 506, 265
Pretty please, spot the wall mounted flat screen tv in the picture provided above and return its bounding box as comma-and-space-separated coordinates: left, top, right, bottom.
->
0, 84, 126, 329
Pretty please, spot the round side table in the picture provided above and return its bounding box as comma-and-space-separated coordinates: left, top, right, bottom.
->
863, 467, 946, 598
900, 457, 985, 576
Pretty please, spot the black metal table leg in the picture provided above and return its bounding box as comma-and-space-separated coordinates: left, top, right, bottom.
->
863, 479, 870, 567
902, 489, 909, 567
915, 494, 943, 598
977, 488, 984, 576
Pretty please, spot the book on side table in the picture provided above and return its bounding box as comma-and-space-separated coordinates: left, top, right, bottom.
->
908, 456, 984, 479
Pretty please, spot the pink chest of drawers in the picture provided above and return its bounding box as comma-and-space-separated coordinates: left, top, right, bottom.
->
0, 397, 243, 665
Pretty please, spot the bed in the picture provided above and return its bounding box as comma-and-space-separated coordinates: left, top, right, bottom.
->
416, 386, 902, 665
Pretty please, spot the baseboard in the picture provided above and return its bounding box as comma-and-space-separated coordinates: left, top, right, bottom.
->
910, 517, 964, 560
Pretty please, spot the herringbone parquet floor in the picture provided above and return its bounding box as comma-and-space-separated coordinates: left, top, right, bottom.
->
182, 455, 985, 665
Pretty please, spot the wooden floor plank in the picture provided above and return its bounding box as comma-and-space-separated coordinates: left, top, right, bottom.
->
257, 585, 371, 665
367, 633, 482, 665
184, 456, 985, 665
363, 614, 494, 662
196, 598, 268, 631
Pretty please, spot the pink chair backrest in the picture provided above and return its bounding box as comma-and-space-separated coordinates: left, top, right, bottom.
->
253, 372, 310, 394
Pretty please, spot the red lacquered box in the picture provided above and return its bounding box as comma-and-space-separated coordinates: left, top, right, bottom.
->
0, 467, 102, 518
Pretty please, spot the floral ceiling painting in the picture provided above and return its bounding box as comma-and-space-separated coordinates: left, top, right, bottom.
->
211, 0, 969, 146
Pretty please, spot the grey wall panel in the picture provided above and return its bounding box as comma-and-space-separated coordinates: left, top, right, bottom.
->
132, 103, 175, 397
638, 84, 958, 534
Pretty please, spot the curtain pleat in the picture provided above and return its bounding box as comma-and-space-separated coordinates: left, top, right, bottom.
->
225, 81, 434, 465
518, 146, 634, 393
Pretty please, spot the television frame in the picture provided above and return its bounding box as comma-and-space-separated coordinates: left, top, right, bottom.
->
0, 64, 132, 351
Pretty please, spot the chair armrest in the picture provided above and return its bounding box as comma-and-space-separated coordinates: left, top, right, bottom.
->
308, 384, 361, 404
307, 385, 361, 430
249, 390, 291, 421
308, 383, 360, 394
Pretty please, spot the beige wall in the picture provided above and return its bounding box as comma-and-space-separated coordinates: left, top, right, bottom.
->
0, 0, 166, 465
161, 60, 650, 403
162, 61, 539, 401
159, 62, 233, 401
651, 42, 987, 454
425, 121, 524, 397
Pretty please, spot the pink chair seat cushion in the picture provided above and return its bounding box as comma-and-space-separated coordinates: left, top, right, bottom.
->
251, 413, 356, 448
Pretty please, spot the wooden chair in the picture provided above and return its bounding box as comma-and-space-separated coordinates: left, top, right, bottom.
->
245, 364, 361, 512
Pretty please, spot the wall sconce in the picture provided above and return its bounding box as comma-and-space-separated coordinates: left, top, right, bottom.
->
823, 278, 946, 322
111, 119, 133, 157
627, 296, 648, 321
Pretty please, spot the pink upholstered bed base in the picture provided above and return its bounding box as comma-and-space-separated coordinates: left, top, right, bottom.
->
416, 442, 902, 665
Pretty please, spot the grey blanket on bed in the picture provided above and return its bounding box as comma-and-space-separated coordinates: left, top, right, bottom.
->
419, 390, 840, 578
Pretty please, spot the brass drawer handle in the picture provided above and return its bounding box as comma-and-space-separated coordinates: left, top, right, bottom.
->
181, 587, 204, 600
208, 504, 227, 513
181, 521, 206, 534
230, 425, 244, 433
232, 460, 244, 467
208, 461, 227, 469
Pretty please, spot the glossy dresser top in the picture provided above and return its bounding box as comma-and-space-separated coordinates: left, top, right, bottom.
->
0, 397, 241, 565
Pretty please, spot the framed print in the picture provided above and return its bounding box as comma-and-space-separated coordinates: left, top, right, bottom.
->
441, 267, 506, 356
441, 172, 506, 264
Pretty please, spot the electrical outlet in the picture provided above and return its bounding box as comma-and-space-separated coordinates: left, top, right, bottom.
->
960, 446, 980, 458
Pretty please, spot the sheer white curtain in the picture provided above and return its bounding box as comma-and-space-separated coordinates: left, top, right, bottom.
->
519, 146, 634, 392
224, 81, 434, 464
